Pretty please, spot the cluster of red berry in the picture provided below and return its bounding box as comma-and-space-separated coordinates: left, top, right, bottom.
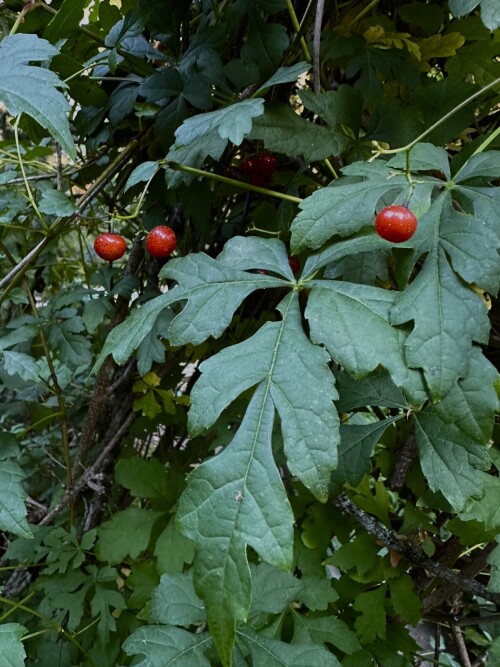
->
240, 153, 278, 187
94, 226, 177, 262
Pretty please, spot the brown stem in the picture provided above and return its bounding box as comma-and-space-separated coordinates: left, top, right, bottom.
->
389, 433, 417, 490
450, 622, 472, 667
334, 493, 500, 606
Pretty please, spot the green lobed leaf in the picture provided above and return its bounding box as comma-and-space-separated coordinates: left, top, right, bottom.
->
237, 628, 342, 667
165, 128, 227, 188
0, 35, 76, 158
2, 351, 39, 382
290, 164, 407, 253
297, 574, 339, 611
306, 281, 425, 403
249, 102, 349, 163
115, 456, 170, 500
388, 575, 422, 625
123, 625, 212, 667
291, 612, 362, 655
189, 292, 339, 500
160, 253, 288, 346
95, 508, 164, 564
124, 160, 159, 191
454, 150, 500, 183
0, 623, 27, 667
150, 572, 205, 626
154, 520, 195, 574
414, 411, 490, 511
387, 142, 451, 178
299, 86, 363, 132
241, 12, 289, 76
38, 189, 77, 216
353, 585, 387, 644
174, 99, 264, 147
177, 384, 294, 665
248, 562, 303, 622
0, 461, 32, 538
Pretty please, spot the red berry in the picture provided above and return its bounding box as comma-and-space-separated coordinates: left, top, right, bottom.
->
146, 225, 177, 258
249, 174, 269, 188
240, 158, 258, 175
94, 233, 127, 261
255, 153, 277, 177
288, 256, 300, 274
374, 205, 417, 243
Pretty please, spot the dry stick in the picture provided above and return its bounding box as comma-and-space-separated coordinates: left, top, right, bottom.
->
450, 622, 473, 667
389, 433, 417, 491
334, 493, 500, 606
40, 411, 137, 526
313, 0, 325, 94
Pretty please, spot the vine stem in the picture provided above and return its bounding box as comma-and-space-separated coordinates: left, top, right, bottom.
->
313, 0, 325, 94
0, 133, 146, 301
371, 75, 500, 159
0, 595, 94, 664
284, 0, 312, 62
164, 162, 303, 204
13, 117, 46, 227
8, 0, 40, 35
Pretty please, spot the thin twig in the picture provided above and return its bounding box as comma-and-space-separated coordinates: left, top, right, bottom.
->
450, 622, 472, 667
389, 433, 417, 490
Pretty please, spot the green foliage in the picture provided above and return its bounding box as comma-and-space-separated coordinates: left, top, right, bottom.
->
0, 1, 499, 666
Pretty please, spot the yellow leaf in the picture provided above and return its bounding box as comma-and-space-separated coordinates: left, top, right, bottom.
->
419, 33, 465, 64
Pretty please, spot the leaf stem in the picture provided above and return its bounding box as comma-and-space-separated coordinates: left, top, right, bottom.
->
8, 0, 41, 35
13, 117, 46, 227
371, 75, 500, 158
164, 162, 303, 204
284, 0, 312, 62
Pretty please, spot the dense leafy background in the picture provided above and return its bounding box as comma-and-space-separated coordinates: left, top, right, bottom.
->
0, 0, 499, 665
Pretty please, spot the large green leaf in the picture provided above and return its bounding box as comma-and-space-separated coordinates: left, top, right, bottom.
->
0, 624, 27, 667
44, 0, 89, 42
189, 293, 339, 500
0, 35, 76, 158
248, 562, 303, 621
177, 384, 294, 666
241, 11, 288, 76
390, 195, 492, 399
449, 0, 500, 30
95, 508, 164, 564
123, 626, 212, 667
291, 612, 361, 655
93, 250, 286, 373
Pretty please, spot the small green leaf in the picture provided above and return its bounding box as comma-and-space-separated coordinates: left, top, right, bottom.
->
38, 189, 77, 216
256, 61, 310, 95
150, 572, 205, 626
0, 35, 76, 158
291, 612, 361, 654
335, 370, 409, 411
353, 585, 387, 644
388, 575, 422, 625
241, 13, 289, 76
115, 457, 169, 500
95, 508, 164, 564
0, 623, 27, 667
174, 99, 264, 147
249, 562, 303, 620
2, 351, 39, 381
125, 160, 159, 190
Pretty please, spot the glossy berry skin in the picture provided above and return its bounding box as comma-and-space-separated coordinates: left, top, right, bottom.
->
240, 157, 258, 175
146, 226, 177, 258
375, 205, 417, 243
288, 256, 300, 274
255, 153, 278, 177
94, 233, 127, 261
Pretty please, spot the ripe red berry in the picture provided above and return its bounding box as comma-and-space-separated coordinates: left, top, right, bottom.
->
255, 153, 277, 177
94, 233, 127, 261
250, 174, 269, 188
374, 205, 417, 243
240, 157, 258, 175
288, 256, 300, 274
146, 225, 177, 258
